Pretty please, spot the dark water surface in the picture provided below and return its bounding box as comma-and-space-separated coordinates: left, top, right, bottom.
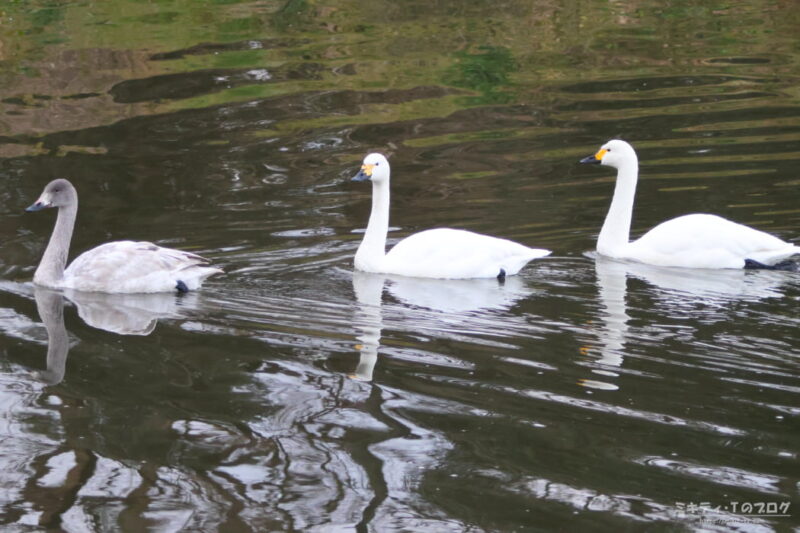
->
1, 1, 799, 531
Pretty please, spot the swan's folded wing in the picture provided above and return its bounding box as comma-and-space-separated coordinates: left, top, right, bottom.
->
631, 214, 798, 268
64, 241, 221, 292
385, 228, 550, 278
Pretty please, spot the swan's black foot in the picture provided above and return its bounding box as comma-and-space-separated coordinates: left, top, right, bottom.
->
744, 259, 798, 271
176, 280, 189, 293
497, 268, 506, 284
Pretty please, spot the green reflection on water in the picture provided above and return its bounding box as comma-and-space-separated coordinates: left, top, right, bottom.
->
1, 0, 798, 138
443, 45, 518, 104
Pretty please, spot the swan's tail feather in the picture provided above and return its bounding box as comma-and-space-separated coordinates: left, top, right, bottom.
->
530, 248, 552, 259
183, 251, 215, 265
180, 266, 223, 290
179, 262, 222, 272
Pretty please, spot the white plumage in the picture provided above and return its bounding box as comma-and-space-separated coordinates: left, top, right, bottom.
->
378, 228, 546, 278
351, 153, 551, 278
581, 140, 799, 269
27, 179, 221, 293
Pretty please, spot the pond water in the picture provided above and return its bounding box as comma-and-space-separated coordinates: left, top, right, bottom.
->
0, 1, 799, 531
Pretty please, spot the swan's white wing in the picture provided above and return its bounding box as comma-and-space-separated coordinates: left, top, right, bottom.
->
383, 228, 551, 278
63, 241, 222, 293
628, 214, 799, 268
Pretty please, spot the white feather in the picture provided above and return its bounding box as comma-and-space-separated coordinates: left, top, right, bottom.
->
381, 228, 550, 278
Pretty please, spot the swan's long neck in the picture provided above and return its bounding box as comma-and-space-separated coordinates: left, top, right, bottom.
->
355, 179, 390, 271
34, 203, 76, 287
598, 161, 638, 255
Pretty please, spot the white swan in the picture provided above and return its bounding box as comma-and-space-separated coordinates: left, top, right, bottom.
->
26, 179, 222, 293
580, 140, 800, 269
351, 153, 551, 278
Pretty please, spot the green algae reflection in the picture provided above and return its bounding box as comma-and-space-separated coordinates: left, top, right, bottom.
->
443, 45, 519, 105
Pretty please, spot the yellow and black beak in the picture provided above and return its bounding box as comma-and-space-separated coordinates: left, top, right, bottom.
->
352, 163, 374, 182
580, 148, 607, 165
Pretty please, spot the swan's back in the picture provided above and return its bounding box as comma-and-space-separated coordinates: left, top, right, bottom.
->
629, 214, 799, 268
64, 241, 221, 293
384, 228, 551, 278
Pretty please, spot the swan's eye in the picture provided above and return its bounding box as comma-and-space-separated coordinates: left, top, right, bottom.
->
374, 162, 380, 166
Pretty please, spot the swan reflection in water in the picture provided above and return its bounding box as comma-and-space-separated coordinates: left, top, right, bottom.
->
34, 288, 70, 385
583, 254, 788, 390
62, 289, 197, 336
351, 271, 533, 381
33, 287, 196, 384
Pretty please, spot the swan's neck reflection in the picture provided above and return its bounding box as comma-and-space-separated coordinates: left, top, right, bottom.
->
34, 288, 69, 385
594, 258, 630, 373
351, 272, 384, 381
351, 271, 533, 382
31, 287, 198, 384
586, 255, 788, 389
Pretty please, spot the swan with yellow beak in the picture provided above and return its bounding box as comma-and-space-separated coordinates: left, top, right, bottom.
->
351, 153, 551, 279
580, 139, 799, 269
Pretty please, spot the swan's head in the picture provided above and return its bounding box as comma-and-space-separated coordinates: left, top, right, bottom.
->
352, 153, 390, 184
580, 139, 638, 169
26, 179, 77, 212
